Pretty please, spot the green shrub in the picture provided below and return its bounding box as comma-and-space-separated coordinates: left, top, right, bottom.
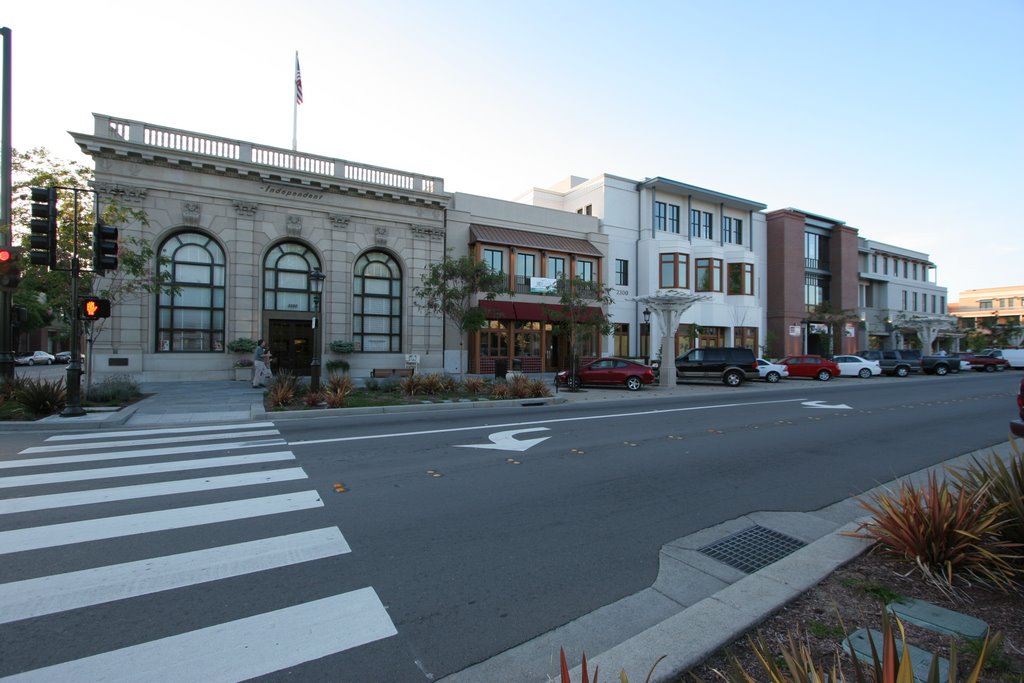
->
325, 358, 350, 373
15, 377, 67, 416
226, 337, 258, 353
85, 375, 141, 404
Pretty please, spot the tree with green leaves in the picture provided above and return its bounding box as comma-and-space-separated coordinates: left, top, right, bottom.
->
545, 275, 614, 391
413, 252, 510, 378
11, 148, 176, 384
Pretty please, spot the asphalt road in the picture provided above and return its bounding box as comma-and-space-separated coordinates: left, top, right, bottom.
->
0, 371, 1017, 682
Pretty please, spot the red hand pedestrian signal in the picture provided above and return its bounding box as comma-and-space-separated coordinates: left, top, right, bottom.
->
80, 297, 111, 320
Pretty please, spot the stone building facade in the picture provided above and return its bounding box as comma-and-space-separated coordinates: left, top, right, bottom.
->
73, 115, 450, 381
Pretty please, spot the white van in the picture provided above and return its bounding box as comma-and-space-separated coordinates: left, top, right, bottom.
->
983, 348, 1024, 369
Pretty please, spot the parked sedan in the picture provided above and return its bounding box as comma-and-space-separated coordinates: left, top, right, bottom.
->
14, 350, 55, 366
755, 358, 789, 383
832, 354, 882, 378
556, 357, 655, 391
54, 351, 86, 364
778, 355, 842, 381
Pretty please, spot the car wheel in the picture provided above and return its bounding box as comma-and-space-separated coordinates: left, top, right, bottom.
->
723, 371, 742, 386
765, 371, 780, 383
985, 364, 995, 373
567, 376, 581, 390
895, 366, 909, 377
816, 369, 832, 381
858, 368, 871, 378
625, 376, 642, 391
934, 364, 948, 376
28, 359, 34, 366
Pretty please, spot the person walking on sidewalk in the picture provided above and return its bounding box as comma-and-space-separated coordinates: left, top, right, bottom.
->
252, 339, 272, 388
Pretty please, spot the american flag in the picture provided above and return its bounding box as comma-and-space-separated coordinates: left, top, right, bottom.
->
295, 53, 303, 105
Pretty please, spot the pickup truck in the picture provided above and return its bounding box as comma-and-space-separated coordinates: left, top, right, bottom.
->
959, 352, 1010, 373
856, 349, 960, 377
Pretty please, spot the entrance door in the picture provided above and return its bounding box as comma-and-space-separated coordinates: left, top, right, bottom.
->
269, 319, 313, 376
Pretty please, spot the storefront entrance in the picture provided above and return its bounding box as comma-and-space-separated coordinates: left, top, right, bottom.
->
268, 319, 313, 375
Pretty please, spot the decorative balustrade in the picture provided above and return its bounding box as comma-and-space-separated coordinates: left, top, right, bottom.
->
96, 114, 444, 195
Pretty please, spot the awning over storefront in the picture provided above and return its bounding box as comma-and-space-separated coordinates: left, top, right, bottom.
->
469, 224, 604, 257
479, 300, 516, 319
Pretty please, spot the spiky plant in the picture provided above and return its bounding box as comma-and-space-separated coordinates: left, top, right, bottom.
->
949, 443, 1024, 572
265, 370, 298, 408
461, 376, 489, 395
14, 377, 66, 416
850, 472, 1019, 594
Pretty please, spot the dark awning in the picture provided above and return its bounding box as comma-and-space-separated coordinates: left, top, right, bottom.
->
479, 300, 516, 319
470, 224, 604, 257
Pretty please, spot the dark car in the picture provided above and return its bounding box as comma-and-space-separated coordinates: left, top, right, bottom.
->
556, 357, 655, 391
1013, 377, 1024, 439
54, 351, 85, 364
674, 347, 758, 386
778, 355, 842, 381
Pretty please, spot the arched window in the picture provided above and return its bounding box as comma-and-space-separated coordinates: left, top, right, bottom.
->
263, 242, 321, 312
354, 251, 401, 352
157, 232, 225, 352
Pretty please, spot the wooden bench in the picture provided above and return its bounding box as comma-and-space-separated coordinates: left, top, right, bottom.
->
371, 368, 414, 379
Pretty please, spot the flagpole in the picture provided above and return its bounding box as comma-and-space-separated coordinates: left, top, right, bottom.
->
292, 51, 299, 151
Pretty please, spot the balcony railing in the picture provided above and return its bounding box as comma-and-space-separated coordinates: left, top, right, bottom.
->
95, 114, 445, 195
805, 257, 830, 271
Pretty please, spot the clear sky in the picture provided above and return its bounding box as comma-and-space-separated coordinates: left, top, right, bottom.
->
4, 0, 1021, 301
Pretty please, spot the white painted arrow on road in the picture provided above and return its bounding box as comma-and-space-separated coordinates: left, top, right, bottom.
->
456, 428, 551, 452
802, 400, 852, 410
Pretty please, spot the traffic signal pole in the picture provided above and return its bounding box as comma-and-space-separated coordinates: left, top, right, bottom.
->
1, 27, 14, 383
61, 189, 85, 416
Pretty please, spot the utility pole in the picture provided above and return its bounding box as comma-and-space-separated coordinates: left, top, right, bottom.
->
1, 27, 14, 382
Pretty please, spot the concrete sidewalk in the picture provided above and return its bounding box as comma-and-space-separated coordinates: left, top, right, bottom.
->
3, 372, 851, 432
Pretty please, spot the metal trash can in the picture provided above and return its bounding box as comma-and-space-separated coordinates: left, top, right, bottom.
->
494, 358, 508, 378
512, 358, 522, 372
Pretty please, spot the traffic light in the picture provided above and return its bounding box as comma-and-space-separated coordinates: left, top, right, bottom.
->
92, 220, 119, 274
0, 246, 23, 291
80, 296, 111, 320
29, 187, 58, 268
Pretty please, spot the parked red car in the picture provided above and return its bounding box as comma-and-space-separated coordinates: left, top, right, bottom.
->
777, 355, 842, 381
1013, 377, 1024, 438
556, 357, 655, 391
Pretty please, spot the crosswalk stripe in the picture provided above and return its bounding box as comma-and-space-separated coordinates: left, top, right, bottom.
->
0, 468, 308, 514
4, 587, 397, 682
0, 440, 287, 470
0, 451, 296, 490
21, 429, 282, 454
44, 422, 278, 442
0, 527, 350, 625
0, 491, 323, 555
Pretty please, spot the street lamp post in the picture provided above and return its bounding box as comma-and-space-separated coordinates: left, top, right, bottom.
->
309, 268, 325, 393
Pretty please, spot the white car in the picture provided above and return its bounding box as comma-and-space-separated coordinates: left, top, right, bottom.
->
755, 358, 789, 383
15, 350, 56, 366
833, 354, 881, 378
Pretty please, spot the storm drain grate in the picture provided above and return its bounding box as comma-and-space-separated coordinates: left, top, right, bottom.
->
698, 525, 807, 574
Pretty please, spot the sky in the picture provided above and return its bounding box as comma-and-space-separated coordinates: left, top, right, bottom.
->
4, 0, 1022, 301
